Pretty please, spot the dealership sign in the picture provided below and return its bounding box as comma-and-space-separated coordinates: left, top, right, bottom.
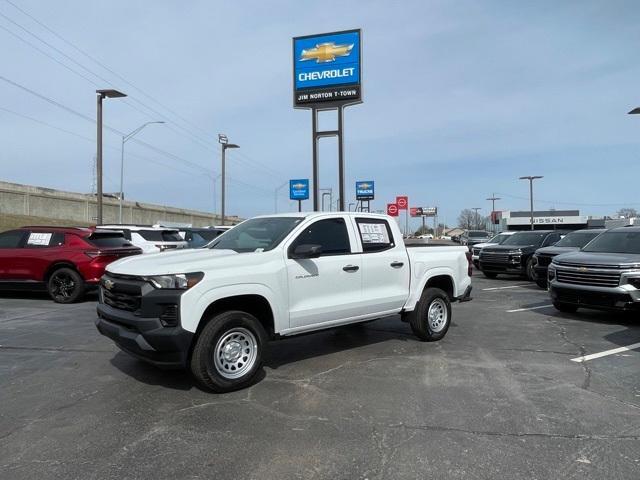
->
289, 179, 310, 200
293, 29, 362, 107
410, 207, 422, 217
355, 180, 374, 200
387, 203, 399, 217
421, 207, 437, 217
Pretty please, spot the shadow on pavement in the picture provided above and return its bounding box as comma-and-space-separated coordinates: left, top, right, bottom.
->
109, 351, 195, 391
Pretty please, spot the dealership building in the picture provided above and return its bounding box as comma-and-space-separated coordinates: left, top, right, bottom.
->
498, 210, 602, 231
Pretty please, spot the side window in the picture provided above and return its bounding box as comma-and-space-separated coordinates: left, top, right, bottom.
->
290, 218, 351, 256
356, 218, 395, 253
25, 232, 65, 248
0, 230, 26, 248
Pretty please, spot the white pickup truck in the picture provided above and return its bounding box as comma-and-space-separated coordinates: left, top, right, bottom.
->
96, 212, 472, 392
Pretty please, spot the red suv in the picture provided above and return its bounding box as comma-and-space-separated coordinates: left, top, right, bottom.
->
0, 227, 142, 303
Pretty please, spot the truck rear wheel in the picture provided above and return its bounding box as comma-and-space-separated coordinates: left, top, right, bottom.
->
190, 310, 268, 393
410, 288, 451, 342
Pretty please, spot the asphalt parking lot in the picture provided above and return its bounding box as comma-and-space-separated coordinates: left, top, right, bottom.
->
1, 274, 639, 480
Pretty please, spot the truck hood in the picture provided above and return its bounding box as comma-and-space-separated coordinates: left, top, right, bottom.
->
106, 248, 243, 276
535, 246, 579, 256
554, 251, 640, 268
473, 241, 498, 249
483, 244, 539, 254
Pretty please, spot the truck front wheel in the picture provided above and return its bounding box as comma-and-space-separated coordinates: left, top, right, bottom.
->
190, 310, 268, 393
410, 288, 452, 342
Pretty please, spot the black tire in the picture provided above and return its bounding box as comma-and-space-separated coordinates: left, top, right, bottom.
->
190, 310, 268, 393
526, 258, 536, 281
553, 301, 578, 313
47, 267, 85, 303
410, 287, 452, 342
536, 277, 548, 289
483, 271, 498, 279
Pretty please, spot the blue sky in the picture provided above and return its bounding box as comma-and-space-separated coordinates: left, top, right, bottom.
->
1, 0, 639, 228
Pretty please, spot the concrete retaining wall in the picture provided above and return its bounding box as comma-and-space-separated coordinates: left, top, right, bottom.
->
0, 180, 241, 227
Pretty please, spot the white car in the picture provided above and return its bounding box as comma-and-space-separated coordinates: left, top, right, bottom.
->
96, 212, 473, 392
471, 231, 516, 267
417, 234, 434, 240
97, 225, 188, 254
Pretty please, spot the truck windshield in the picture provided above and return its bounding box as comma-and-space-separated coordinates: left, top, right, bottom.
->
209, 217, 304, 253
468, 231, 489, 238
488, 233, 510, 244
554, 231, 601, 248
581, 231, 640, 254
502, 231, 547, 247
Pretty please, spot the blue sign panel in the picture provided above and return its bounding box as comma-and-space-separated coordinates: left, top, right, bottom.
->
293, 29, 361, 107
290, 179, 310, 200
355, 180, 374, 200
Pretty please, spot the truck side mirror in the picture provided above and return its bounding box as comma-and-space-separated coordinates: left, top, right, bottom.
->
290, 244, 323, 259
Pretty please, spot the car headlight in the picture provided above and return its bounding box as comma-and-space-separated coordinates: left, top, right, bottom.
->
548, 265, 556, 281
144, 272, 204, 289
626, 276, 640, 289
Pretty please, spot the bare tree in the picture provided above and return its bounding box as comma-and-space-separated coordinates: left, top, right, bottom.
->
617, 208, 638, 219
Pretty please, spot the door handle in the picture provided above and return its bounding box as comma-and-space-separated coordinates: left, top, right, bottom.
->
390, 261, 404, 268
343, 265, 360, 272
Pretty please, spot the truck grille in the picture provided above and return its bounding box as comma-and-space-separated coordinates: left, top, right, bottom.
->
555, 268, 621, 288
101, 275, 142, 312
480, 251, 509, 263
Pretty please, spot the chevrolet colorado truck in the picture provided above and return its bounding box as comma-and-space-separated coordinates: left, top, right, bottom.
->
549, 226, 640, 313
96, 212, 473, 392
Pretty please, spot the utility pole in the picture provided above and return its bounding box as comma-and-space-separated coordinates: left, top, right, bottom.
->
95, 89, 126, 225
218, 134, 240, 226
472, 207, 481, 229
486, 194, 501, 233
519, 176, 543, 230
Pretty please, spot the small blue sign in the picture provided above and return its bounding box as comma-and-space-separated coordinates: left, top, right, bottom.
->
290, 179, 310, 200
355, 180, 374, 200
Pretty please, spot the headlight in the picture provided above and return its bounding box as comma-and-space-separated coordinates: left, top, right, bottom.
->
626, 276, 640, 289
144, 272, 204, 289
548, 265, 556, 281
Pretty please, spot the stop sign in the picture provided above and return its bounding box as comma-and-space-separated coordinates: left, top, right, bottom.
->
387, 203, 399, 217
396, 196, 408, 210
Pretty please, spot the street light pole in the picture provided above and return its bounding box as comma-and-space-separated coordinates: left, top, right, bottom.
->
119, 121, 164, 223
486, 194, 501, 233
96, 89, 126, 225
472, 207, 481, 229
218, 134, 239, 226
519, 176, 543, 230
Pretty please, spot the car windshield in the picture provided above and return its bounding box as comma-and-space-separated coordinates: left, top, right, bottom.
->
581, 231, 640, 254
209, 217, 303, 253
554, 231, 601, 248
468, 231, 489, 238
139, 230, 183, 242
502, 231, 548, 247
488, 233, 510, 244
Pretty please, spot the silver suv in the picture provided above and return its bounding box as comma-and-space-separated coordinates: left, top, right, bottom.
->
549, 226, 640, 313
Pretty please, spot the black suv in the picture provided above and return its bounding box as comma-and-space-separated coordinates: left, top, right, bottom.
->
532, 228, 605, 288
549, 226, 640, 313
479, 230, 570, 280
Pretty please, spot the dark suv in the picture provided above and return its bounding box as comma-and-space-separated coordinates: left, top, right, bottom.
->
549, 226, 640, 313
0, 227, 141, 303
532, 228, 605, 288
479, 230, 570, 280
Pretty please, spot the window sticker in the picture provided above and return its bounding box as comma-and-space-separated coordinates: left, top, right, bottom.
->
27, 233, 52, 246
359, 223, 389, 244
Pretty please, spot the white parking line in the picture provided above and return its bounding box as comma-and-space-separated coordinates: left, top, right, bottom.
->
507, 305, 553, 313
571, 342, 640, 363
482, 284, 530, 291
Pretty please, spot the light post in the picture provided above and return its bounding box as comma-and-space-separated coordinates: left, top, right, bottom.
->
519, 176, 543, 230
96, 89, 126, 224
472, 207, 481, 229
119, 121, 164, 223
486, 194, 501, 233
274, 181, 289, 213
320, 188, 333, 211
348, 202, 355, 211
218, 134, 239, 225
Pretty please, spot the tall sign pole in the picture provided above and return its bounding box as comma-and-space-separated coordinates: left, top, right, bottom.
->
293, 29, 362, 211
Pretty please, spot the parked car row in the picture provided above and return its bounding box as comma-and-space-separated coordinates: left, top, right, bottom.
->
473, 226, 640, 314
0, 223, 234, 303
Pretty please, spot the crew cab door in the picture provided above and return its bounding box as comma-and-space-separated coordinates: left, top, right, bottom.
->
352, 217, 410, 315
0, 230, 27, 279
285, 216, 362, 329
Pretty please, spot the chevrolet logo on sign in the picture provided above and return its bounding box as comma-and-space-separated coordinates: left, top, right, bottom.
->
292, 183, 306, 190
359, 183, 371, 189
300, 42, 354, 63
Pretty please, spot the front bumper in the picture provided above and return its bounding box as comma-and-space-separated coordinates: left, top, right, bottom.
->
549, 282, 640, 312
95, 278, 193, 368
479, 261, 524, 275
534, 265, 548, 280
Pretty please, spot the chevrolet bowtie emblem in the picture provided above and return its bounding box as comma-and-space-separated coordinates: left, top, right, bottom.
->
359, 183, 371, 189
292, 183, 306, 189
103, 279, 114, 290
300, 42, 354, 63
578, 267, 588, 272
